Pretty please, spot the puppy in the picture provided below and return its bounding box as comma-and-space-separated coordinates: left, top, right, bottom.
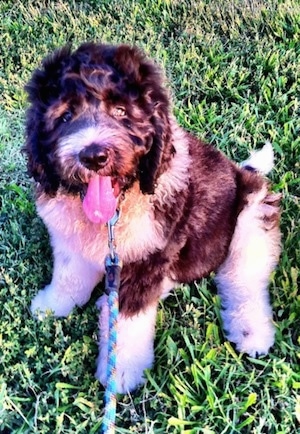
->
24, 43, 281, 393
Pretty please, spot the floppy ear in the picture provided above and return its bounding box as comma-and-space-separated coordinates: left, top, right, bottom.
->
114, 46, 175, 194
111, 45, 175, 194
138, 106, 174, 194
24, 46, 72, 195
24, 109, 60, 195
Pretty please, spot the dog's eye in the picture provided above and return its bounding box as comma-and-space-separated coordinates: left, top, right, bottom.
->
61, 111, 73, 123
112, 106, 126, 118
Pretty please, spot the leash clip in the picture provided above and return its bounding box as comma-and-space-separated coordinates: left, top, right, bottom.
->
107, 210, 120, 263
105, 210, 122, 295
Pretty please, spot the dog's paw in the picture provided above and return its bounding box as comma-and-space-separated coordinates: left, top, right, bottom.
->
96, 351, 152, 394
31, 286, 75, 319
235, 325, 275, 357
222, 311, 275, 357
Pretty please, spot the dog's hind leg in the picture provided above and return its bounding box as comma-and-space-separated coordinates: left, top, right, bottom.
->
215, 186, 281, 357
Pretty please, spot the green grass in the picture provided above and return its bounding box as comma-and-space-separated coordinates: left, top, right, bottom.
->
0, 0, 299, 432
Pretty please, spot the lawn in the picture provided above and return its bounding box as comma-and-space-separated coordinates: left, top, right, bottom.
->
0, 0, 299, 433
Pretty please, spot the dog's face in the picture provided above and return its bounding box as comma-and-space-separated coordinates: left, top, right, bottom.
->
25, 43, 174, 201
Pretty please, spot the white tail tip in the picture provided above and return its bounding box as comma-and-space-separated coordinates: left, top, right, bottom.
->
241, 141, 274, 175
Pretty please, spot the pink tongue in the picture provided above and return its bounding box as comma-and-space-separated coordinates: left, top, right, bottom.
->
82, 175, 117, 224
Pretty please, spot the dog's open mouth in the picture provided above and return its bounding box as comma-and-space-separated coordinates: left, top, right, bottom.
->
82, 175, 120, 224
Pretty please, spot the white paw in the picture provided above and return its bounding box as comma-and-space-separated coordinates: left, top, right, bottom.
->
222, 310, 275, 357
96, 349, 153, 394
31, 285, 76, 318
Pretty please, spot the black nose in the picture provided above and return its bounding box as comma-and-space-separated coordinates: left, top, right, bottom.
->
79, 143, 109, 171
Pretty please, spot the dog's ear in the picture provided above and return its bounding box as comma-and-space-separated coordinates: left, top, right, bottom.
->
112, 45, 175, 194
24, 46, 72, 195
138, 105, 174, 194
24, 109, 60, 195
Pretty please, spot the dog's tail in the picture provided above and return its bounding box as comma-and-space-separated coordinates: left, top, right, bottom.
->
241, 141, 274, 175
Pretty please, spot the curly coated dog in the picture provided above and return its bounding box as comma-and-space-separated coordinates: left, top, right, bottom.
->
24, 42, 281, 393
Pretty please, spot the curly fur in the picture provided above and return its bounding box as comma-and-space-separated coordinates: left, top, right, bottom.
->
25, 43, 281, 393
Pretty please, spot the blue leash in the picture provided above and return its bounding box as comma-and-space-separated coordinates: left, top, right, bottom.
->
102, 211, 122, 434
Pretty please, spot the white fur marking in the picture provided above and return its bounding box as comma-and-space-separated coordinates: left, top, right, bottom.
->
241, 141, 274, 175
57, 126, 122, 159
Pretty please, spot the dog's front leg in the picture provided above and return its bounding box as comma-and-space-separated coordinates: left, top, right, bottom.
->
96, 295, 157, 393
31, 246, 102, 318
96, 255, 170, 393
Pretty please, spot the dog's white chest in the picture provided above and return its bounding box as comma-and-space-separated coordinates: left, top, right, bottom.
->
36, 189, 166, 267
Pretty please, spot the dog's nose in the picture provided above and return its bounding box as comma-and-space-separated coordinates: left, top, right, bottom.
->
79, 144, 109, 171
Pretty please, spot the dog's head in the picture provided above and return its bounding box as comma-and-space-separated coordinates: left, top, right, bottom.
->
24, 43, 174, 206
